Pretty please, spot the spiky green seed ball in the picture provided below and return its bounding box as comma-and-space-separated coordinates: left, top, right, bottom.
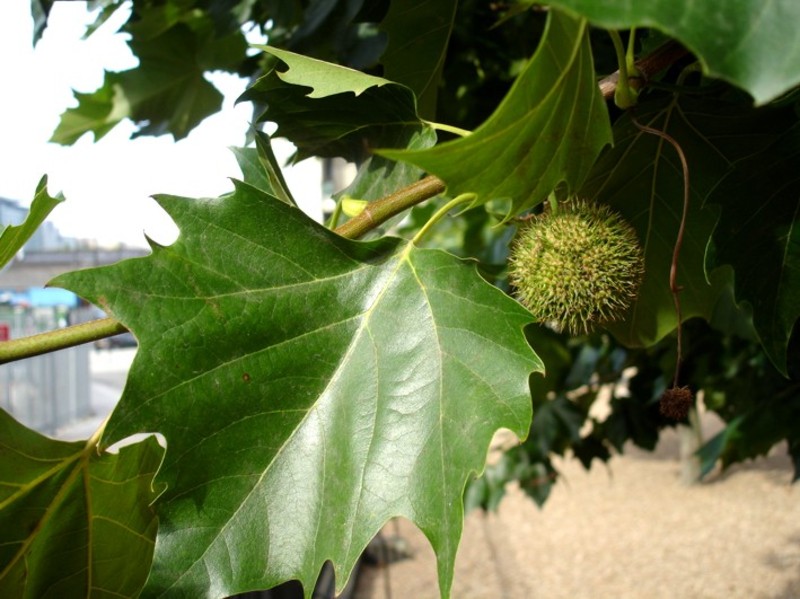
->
509, 200, 644, 334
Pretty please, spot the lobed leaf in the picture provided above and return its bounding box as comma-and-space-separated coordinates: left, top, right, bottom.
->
581, 95, 791, 347
378, 0, 458, 119
52, 21, 246, 144
705, 124, 800, 374
30, 0, 54, 45
230, 132, 298, 206
0, 176, 63, 269
378, 9, 612, 217
0, 411, 162, 598
243, 46, 429, 162
52, 182, 541, 598
548, 0, 800, 105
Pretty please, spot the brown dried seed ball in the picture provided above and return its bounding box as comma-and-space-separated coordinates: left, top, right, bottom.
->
659, 386, 694, 420
508, 200, 644, 334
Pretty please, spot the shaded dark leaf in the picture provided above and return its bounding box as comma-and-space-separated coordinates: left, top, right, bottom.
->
243, 46, 428, 162
378, 0, 458, 118
380, 10, 612, 216
706, 124, 800, 373
0, 411, 162, 597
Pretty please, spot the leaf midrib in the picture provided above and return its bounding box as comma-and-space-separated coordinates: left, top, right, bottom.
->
162, 245, 413, 593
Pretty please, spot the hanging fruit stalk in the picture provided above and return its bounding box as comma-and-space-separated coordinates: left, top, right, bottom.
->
631, 114, 694, 420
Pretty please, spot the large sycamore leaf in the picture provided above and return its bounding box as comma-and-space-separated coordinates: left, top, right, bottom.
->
378, 0, 458, 119
52, 182, 541, 598
548, 0, 800, 105
0, 410, 162, 597
706, 124, 800, 374
581, 95, 791, 347
242, 46, 429, 162
379, 9, 612, 217
0, 176, 63, 269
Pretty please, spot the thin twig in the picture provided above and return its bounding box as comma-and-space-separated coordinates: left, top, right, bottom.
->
0, 317, 128, 364
630, 114, 690, 386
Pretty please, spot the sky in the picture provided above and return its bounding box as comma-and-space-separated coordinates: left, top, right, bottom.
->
0, 2, 323, 248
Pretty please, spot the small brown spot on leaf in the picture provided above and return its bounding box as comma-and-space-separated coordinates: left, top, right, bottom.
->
242, 373, 251, 383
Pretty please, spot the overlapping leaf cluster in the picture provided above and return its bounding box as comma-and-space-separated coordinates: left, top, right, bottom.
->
5, 1, 800, 598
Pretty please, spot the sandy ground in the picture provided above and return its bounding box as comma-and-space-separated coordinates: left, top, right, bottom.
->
355, 423, 799, 599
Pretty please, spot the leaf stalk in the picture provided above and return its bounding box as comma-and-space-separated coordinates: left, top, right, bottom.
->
609, 30, 639, 108
412, 193, 476, 245
422, 120, 472, 138
598, 40, 688, 100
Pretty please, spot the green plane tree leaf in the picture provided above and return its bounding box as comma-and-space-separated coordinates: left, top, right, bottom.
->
0, 411, 162, 598
52, 182, 541, 598
379, 9, 612, 217
548, 0, 800, 104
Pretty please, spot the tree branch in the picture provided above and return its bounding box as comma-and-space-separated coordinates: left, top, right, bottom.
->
333, 175, 446, 239
0, 317, 127, 363
599, 40, 688, 100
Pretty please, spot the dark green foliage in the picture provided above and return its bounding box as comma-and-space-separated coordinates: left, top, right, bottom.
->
0, 411, 163, 597
6, 1, 800, 597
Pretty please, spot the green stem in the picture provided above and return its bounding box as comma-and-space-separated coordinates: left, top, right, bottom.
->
598, 40, 688, 100
423, 120, 472, 138
1, 176, 448, 364
609, 30, 628, 75
548, 193, 559, 215
0, 318, 128, 364
626, 27, 637, 71
334, 175, 446, 239
411, 193, 476, 245
326, 196, 344, 230
609, 30, 638, 109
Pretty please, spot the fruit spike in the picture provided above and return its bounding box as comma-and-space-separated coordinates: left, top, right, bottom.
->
509, 199, 644, 335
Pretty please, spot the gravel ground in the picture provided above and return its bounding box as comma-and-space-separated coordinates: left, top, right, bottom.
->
355, 418, 799, 599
